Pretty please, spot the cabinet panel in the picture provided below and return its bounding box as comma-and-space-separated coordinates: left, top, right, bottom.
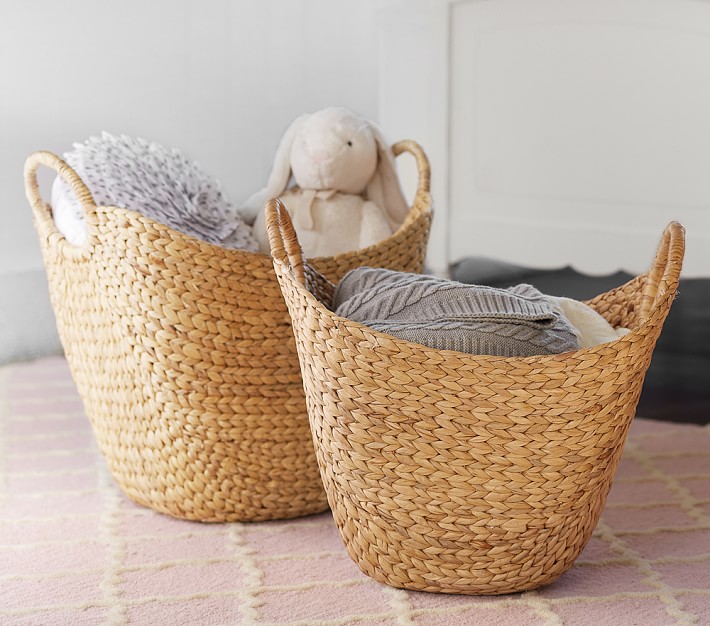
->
379, 0, 710, 276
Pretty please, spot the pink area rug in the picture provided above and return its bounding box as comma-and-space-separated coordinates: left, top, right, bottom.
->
1, 356, 709, 625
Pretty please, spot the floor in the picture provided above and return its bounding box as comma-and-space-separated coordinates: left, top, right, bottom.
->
3, 357, 710, 624
450, 261, 710, 425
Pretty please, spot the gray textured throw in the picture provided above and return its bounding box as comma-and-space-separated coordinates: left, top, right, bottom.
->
334, 268, 580, 357
52, 133, 258, 251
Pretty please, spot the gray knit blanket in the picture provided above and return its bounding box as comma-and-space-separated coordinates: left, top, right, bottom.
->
333, 268, 580, 357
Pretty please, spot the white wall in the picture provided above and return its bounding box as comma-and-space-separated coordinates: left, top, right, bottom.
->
8, 0, 704, 281
0, 0, 390, 275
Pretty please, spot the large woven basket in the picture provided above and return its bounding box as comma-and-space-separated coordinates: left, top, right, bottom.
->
266, 200, 684, 594
23, 141, 432, 522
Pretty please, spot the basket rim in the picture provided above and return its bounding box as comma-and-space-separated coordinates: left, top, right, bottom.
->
277, 263, 648, 365
269, 207, 685, 368
24, 140, 432, 265
85, 189, 430, 264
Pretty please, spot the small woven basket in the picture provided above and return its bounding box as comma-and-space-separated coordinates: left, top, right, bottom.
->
24, 141, 432, 522
266, 200, 684, 595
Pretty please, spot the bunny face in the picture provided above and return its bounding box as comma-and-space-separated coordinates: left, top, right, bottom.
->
290, 107, 378, 194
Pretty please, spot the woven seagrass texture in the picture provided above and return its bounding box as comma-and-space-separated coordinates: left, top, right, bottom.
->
267, 201, 685, 595
23, 141, 432, 523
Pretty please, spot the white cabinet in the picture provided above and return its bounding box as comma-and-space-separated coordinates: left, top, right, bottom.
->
379, 0, 710, 277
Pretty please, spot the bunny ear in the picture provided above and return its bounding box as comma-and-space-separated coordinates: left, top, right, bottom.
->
365, 123, 409, 231
240, 113, 310, 223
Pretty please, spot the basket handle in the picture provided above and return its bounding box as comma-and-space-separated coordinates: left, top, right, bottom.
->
638, 221, 685, 321
24, 151, 97, 258
265, 198, 308, 288
392, 140, 431, 196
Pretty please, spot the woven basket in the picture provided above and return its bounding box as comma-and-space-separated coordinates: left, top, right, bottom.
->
266, 200, 685, 594
23, 141, 432, 523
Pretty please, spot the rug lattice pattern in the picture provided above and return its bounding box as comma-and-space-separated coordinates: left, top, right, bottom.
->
1, 357, 709, 625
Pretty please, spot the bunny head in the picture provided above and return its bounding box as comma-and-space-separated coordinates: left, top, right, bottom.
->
242, 107, 408, 229
290, 107, 377, 194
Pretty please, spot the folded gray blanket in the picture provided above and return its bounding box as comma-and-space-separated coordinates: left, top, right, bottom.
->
333, 268, 580, 357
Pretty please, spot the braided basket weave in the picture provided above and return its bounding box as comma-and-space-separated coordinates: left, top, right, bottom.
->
23, 141, 432, 522
266, 200, 684, 594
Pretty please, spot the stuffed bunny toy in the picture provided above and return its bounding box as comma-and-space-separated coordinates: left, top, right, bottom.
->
243, 107, 409, 258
